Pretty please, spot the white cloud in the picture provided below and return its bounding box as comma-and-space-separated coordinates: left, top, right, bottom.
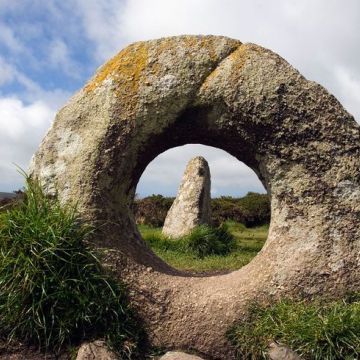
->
0, 0, 21, 11
0, 46, 71, 192
74, 0, 127, 61
0, 55, 38, 92
0, 22, 24, 53
48, 39, 79, 78
0, 56, 71, 113
0, 56, 16, 85
0, 97, 55, 191
334, 66, 360, 120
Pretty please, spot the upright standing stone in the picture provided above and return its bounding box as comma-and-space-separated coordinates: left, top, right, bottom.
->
162, 156, 211, 238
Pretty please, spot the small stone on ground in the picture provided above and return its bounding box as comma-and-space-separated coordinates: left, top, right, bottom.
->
160, 351, 204, 359
268, 342, 301, 360
76, 340, 118, 360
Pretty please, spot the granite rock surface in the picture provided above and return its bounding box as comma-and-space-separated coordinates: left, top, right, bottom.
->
30, 35, 360, 359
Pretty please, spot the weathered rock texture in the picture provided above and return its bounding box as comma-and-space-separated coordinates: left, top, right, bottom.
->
268, 343, 301, 360
160, 351, 204, 360
76, 341, 118, 360
162, 156, 211, 238
30, 35, 360, 359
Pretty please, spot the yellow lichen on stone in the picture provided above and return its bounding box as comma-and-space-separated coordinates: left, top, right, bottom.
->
218, 44, 253, 87
85, 42, 149, 100
200, 65, 222, 91
199, 44, 248, 91
228, 44, 251, 72
182, 36, 219, 61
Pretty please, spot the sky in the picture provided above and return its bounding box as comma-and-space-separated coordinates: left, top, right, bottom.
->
0, 0, 359, 197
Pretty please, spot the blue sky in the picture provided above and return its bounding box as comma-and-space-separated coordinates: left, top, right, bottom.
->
1, 0, 359, 197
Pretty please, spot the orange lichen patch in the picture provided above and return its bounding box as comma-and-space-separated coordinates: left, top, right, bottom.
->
205, 44, 263, 94
85, 42, 149, 99
228, 45, 250, 68
199, 67, 220, 93
199, 44, 248, 92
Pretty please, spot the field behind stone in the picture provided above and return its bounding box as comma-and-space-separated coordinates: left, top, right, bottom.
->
139, 221, 268, 273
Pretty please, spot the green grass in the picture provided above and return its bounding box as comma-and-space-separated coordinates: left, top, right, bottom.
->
0, 175, 143, 357
139, 221, 268, 272
186, 224, 236, 258
227, 294, 360, 359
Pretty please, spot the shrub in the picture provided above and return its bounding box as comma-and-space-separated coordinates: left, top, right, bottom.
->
227, 294, 360, 359
185, 224, 236, 258
0, 176, 142, 357
237, 192, 271, 227
211, 197, 247, 226
133, 195, 173, 227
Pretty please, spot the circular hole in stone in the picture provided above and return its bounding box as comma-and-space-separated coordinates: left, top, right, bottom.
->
134, 144, 270, 275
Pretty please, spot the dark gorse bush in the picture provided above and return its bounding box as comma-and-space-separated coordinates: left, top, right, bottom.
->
0, 175, 142, 357
133, 194, 174, 227
134, 192, 271, 229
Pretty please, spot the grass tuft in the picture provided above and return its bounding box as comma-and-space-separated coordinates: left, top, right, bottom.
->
227, 294, 360, 360
186, 224, 235, 258
0, 175, 143, 357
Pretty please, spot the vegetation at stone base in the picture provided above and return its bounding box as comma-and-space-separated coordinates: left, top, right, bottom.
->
134, 192, 270, 229
0, 176, 143, 358
139, 221, 268, 272
145, 224, 235, 259
186, 224, 236, 258
227, 293, 360, 360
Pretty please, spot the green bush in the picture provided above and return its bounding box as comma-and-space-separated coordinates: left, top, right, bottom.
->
227, 294, 360, 359
211, 197, 247, 226
134, 192, 271, 229
133, 194, 174, 227
237, 192, 271, 227
0, 176, 142, 357
186, 224, 236, 258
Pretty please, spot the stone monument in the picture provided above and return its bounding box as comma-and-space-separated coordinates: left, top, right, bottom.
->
162, 156, 211, 238
30, 35, 360, 358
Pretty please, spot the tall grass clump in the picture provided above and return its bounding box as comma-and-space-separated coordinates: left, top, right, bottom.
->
0, 175, 143, 357
227, 294, 360, 360
186, 224, 235, 258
